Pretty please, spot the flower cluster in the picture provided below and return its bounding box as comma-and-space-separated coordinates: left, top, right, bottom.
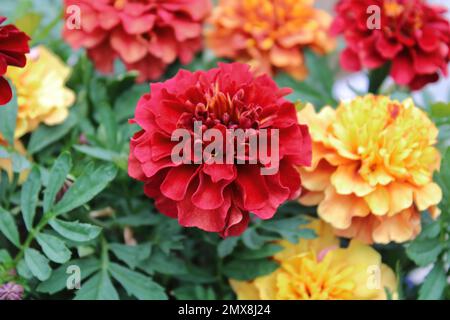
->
0, 16, 30, 105
63, 0, 212, 82
331, 0, 450, 90
230, 220, 397, 300
6, 46, 75, 138
206, 0, 335, 79
298, 95, 442, 244
129, 62, 312, 236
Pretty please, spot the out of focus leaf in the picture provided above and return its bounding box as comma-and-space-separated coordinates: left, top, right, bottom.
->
109, 243, 151, 269
419, 262, 446, 300
24, 248, 52, 281
74, 271, 118, 300
43, 152, 72, 212
20, 166, 41, 230
28, 113, 77, 154
223, 259, 278, 281
0, 206, 20, 247
0, 88, 18, 145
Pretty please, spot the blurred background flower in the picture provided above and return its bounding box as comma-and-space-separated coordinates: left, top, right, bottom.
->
63, 0, 212, 82
6, 46, 75, 138
206, 0, 335, 80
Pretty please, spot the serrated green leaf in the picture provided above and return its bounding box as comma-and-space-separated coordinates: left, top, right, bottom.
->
28, 113, 77, 154
74, 271, 119, 300
37, 258, 100, 294
24, 248, 52, 281
0, 206, 20, 247
36, 233, 71, 264
53, 162, 117, 215
419, 263, 446, 300
20, 166, 41, 230
43, 152, 72, 213
109, 243, 151, 269
108, 262, 167, 300
49, 218, 101, 242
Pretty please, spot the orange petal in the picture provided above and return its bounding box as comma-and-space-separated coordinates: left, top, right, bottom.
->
413, 182, 442, 211
331, 163, 374, 196
365, 187, 390, 216
388, 182, 413, 215
318, 186, 370, 229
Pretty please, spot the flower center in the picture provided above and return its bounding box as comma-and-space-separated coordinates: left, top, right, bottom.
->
275, 251, 355, 300
384, 1, 404, 18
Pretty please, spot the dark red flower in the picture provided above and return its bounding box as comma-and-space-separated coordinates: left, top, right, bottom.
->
128, 62, 312, 236
331, 0, 450, 90
63, 0, 211, 82
0, 16, 30, 105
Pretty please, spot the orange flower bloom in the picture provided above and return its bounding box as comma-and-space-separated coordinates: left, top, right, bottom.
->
206, 0, 335, 79
298, 95, 442, 244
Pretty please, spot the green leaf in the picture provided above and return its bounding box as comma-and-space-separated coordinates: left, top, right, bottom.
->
242, 228, 266, 249
114, 84, 148, 122
217, 236, 239, 258
37, 258, 100, 294
108, 262, 167, 300
49, 218, 101, 242
73, 145, 121, 162
0, 249, 12, 263
28, 113, 77, 154
260, 217, 314, 243
0, 87, 18, 145
11, 152, 31, 173
24, 248, 52, 281
430, 102, 450, 118
0, 206, 20, 247
36, 233, 71, 264
97, 102, 118, 149
109, 243, 151, 269
223, 259, 279, 281
20, 166, 41, 230
17, 259, 33, 280
43, 152, 72, 213
406, 237, 443, 266
53, 163, 117, 215
234, 244, 283, 260
74, 271, 119, 300
419, 263, 447, 300
142, 249, 188, 276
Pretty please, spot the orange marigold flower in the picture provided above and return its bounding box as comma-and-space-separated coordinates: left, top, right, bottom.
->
230, 220, 397, 300
206, 0, 335, 79
298, 95, 442, 244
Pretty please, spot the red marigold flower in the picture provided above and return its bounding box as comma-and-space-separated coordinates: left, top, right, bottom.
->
128, 62, 312, 236
0, 16, 30, 106
331, 0, 450, 90
63, 0, 212, 82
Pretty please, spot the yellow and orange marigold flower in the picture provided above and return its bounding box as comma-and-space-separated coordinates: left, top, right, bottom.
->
298, 95, 442, 244
206, 0, 335, 79
6, 46, 75, 138
230, 220, 397, 300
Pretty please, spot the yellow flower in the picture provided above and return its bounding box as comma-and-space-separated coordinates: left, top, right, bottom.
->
6, 46, 75, 138
298, 95, 442, 244
206, 0, 335, 79
230, 220, 397, 300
